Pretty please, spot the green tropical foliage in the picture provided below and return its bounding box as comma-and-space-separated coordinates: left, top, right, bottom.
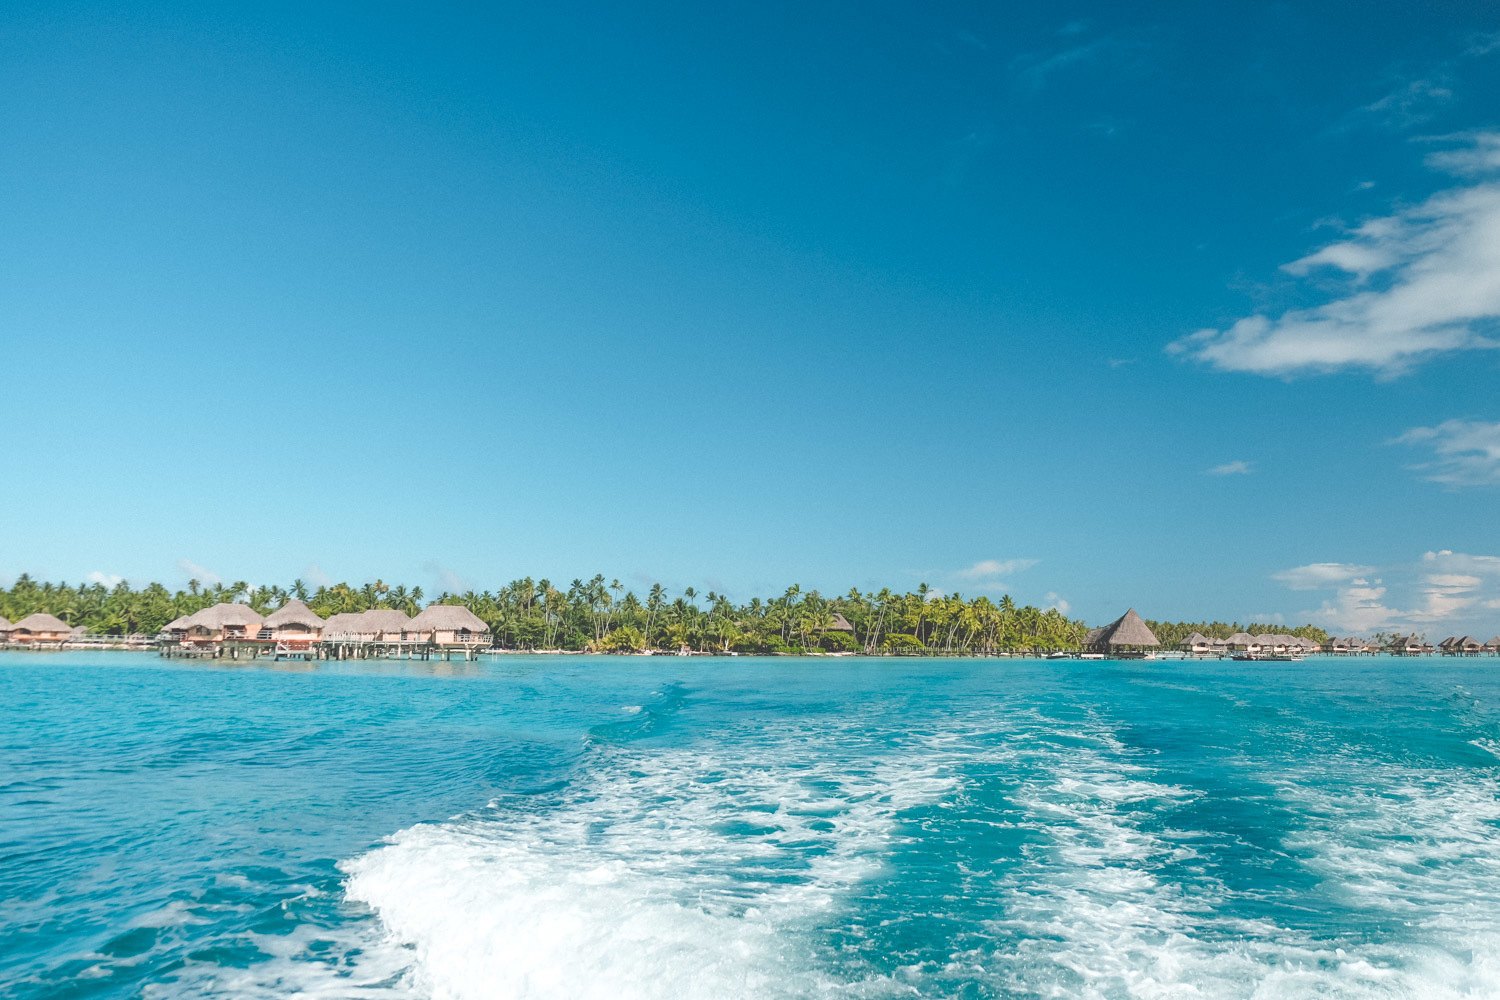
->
0, 574, 1332, 654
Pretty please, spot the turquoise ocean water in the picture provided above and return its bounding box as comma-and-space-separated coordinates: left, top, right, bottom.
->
4, 651, 1500, 998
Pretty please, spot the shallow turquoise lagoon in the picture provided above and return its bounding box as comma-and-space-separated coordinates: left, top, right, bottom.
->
3, 652, 1500, 998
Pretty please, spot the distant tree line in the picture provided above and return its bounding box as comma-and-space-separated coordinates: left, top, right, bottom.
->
0, 574, 1334, 654
1145, 620, 1332, 649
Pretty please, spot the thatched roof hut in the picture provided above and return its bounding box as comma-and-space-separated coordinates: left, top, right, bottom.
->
406, 604, 488, 635
1084, 609, 1159, 655
826, 612, 856, 633
183, 603, 264, 631
1486, 636, 1500, 652
1225, 632, 1256, 648
12, 612, 70, 631
9, 612, 71, 641
163, 614, 192, 631
322, 609, 412, 640
403, 605, 490, 648
1179, 632, 1211, 652
0, 615, 11, 634
264, 600, 324, 631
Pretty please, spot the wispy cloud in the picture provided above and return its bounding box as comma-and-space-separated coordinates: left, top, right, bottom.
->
1170, 132, 1500, 376
1044, 591, 1071, 614
1361, 78, 1454, 129
177, 558, 221, 587
422, 560, 466, 595
87, 571, 123, 587
1206, 460, 1253, 476
1395, 419, 1500, 487
1272, 562, 1376, 590
957, 558, 1039, 580
1272, 549, 1500, 632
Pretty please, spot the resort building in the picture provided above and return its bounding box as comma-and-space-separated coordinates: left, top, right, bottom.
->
7, 612, 71, 646
0, 616, 11, 639
1179, 632, 1213, 655
403, 604, 491, 648
1457, 636, 1484, 655
1082, 609, 1160, 658
262, 600, 325, 643
1225, 632, 1257, 654
827, 612, 856, 633
322, 609, 412, 642
179, 603, 265, 643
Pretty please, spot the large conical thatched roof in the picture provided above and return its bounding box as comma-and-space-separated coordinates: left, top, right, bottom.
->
11, 612, 70, 632
1093, 609, 1159, 648
183, 603, 264, 629
162, 614, 192, 631
264, 599, 324, 629
1487, 636, 1500, 649
406, 604, 488, 633
826, 612, 855, 632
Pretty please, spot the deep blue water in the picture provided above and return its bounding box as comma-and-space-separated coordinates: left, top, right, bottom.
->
3, 652, 1500, 998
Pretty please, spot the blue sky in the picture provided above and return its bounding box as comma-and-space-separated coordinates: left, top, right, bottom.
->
2, 1, 1499, 633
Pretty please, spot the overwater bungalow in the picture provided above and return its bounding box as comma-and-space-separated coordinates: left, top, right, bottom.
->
262, 600, 325, 644
1329, 637, 1352, 655
7, 612, 71, 646
1082, 609, 1160, 659
404, 604, 491, 648
179, 603, 265, 644
1390, 635, 1425, 655
1225, 632, 1257, 654
1485, 636, 1500, 655
1179, 632, 1213, 655
0, 615, 11, 639
1437, 636, 1458, 655
1457, 636, 1484, 655
322, 609, 412, 642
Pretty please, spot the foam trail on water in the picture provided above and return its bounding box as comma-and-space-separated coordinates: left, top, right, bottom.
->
339, 727, 953, 999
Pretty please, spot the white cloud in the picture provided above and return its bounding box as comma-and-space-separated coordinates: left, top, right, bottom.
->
957, 558, 1039, 580
1207, 460, 1253, 476
1170, 132, 1500, 376
1307, 580, 1400, 633
177, 558, 222, 587
1361, 78, 1453, 128
1044, 592, 1071, 614
422, 560, 466, 595
1274, 549, 1500, 632
301, 563, 333, 587
1271, 562, 1376, 590
87, 571, 123, 587
1396, 419, 1500, 486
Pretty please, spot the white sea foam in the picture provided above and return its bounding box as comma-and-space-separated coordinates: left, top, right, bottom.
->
335, 728, 956, 1000
959, 716, 1500, 999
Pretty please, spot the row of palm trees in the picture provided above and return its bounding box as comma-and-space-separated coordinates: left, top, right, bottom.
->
0, 573, 1096, 653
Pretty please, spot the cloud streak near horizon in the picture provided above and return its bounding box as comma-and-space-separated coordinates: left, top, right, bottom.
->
1171, 132, 1500, 376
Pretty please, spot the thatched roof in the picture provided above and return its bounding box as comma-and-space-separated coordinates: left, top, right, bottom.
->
163, 614, 192, 631
1184, 632, 1209, 643
1487, 636, 1500, 649
826, 612, 855, 632
1438, 636, 1457, 649
1226, 632, 1255, 645
183, 603, 264, 630
264, 599, 324, 629
0, 615, 11, 632
406, 604, 489, 633
360, 609, 413, 633
11, 612, 71, 632
321, 609, 411, 636
1090, 609, 1159, 648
